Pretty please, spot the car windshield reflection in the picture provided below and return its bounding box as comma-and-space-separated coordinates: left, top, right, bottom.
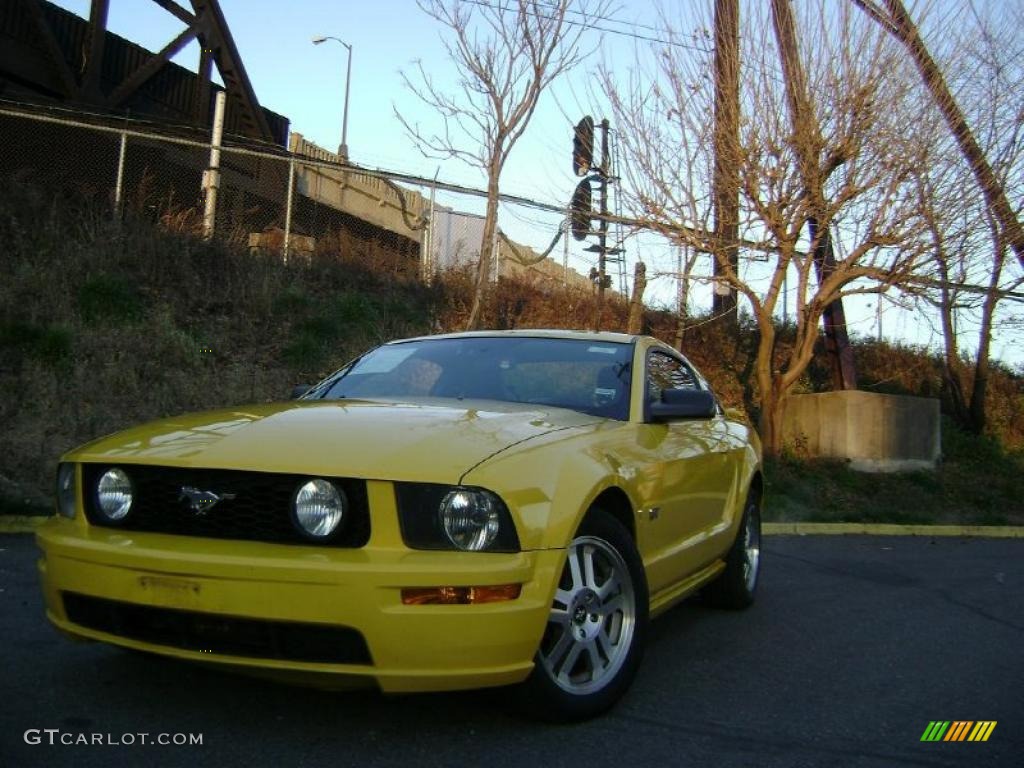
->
313, 336, 634, 420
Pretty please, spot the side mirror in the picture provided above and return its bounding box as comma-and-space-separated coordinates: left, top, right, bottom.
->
290, 384, 312, 400
649, 388, 717, 421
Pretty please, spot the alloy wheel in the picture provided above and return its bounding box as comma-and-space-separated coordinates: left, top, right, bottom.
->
742, 503, 761, 593
539, 535, 636, 695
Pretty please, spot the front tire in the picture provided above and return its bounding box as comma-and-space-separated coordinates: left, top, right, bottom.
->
516, 509, 648, 722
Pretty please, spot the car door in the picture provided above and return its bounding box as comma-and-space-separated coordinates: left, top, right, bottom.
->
633, 348, 735, 594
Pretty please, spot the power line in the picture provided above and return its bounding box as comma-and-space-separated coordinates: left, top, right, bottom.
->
7, 102, 1013, 307
385, 161, 1024, 304
459, 0, 712, 53
901, 275, 1024, 303
530, 0, 687, 37
500, 199, 565, 229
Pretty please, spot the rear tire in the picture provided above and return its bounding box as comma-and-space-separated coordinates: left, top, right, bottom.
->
515, 509, 648, 722
704, 490, 761, 609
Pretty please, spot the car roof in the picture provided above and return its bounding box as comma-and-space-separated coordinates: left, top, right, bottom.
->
392, 329, 640, 345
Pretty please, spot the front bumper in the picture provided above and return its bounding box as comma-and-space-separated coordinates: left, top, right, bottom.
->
36, 515, 563, 693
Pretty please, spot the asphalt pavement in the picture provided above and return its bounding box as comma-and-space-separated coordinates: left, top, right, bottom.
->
1, 532, 1021, 768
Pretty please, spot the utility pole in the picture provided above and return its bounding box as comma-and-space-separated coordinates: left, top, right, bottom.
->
570, 116, 617, 331
858, 0, 1024, 271
807, 218, 858, 389
627, 261, 647, 334
202, 90, 226, 240
593, 118, 610, 332
771, 0, 857, 390
712, 0, 740, 326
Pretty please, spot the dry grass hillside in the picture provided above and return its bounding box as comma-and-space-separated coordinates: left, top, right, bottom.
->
1, 178, 1022, 523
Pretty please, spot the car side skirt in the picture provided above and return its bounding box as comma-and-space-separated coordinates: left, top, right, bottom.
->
648, 559, 726, 619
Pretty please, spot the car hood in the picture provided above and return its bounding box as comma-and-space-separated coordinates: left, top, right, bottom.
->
66, 399, 603, 484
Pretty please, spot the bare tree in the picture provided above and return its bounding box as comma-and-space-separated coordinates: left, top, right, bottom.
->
672, 243, 702, 351
397, 0, 603, 329
852, 0, 1024, 271
771, 0, 859, 391
602, 1, 928, 454
905, 1, 1024, 433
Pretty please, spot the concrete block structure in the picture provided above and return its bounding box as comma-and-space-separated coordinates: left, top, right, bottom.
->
781, 391, 941, 472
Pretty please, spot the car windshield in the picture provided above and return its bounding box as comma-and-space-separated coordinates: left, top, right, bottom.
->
313, 336, 634, 420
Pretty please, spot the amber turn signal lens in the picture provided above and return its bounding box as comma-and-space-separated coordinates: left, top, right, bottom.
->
401, 584, 522, 605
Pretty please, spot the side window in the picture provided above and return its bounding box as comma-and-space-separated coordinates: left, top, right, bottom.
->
646, 351, 699, 403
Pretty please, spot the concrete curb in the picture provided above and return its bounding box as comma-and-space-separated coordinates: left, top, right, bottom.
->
2, 516, 1022, 538
763, 522, 1024, 538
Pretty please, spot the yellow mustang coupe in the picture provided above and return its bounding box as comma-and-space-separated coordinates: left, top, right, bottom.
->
37, 330, 762, 721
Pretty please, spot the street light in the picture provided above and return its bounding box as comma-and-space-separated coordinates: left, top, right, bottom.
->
312, 35, 353, 160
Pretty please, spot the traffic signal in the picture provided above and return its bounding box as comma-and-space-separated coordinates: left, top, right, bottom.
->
570, 178, 592, 241
573, 116, 594, 177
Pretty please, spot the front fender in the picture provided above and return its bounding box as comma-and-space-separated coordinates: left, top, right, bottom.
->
460, 424, 637, 551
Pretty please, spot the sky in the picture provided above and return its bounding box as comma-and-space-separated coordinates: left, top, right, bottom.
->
48, 0, 635, 198
45, 0, 1024, 369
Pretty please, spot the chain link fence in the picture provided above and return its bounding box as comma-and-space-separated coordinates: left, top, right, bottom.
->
0, 103, 597, 294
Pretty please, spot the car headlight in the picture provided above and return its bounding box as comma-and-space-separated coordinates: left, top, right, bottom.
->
56, 462, 77, 519
440, 489, 501, 551
95, 467, 133, 522
292, 479, 346, 540
395, 484, 520, 552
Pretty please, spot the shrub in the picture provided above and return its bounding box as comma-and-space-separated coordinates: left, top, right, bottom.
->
0, 320, 73, 369
78, 274, 143, 325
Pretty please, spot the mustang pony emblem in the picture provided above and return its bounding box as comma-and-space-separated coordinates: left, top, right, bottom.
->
178, 486, 236, 515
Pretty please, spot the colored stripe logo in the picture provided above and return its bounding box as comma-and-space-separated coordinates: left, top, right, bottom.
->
920, 721, 997, 742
